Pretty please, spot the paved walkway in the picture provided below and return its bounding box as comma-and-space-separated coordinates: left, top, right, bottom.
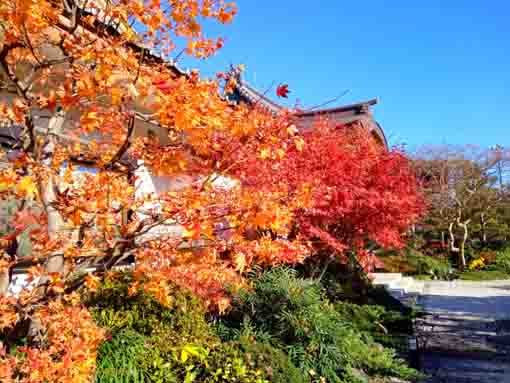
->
371, 275, 510, 383
419, 280, 510, 319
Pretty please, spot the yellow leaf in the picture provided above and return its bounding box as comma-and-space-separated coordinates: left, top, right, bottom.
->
186, 40, 197, 55
294, 137, 305, 152
217, 298, 230, 314
181, 349, 189, 363
234, 253, 246, 272
128, 83, 139, 98
182, 223, 200, 240
111, 87, 122, 105
287, 124, 298, 135
259, 147, 270, 159
18, 176, 37, 198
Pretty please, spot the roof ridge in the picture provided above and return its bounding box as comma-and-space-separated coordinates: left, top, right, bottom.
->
297, 98, 378, 116
237, 80, 283, 112
236, 79, 378, 116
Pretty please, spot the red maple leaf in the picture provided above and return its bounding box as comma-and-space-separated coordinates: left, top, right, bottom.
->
276, 84, 290, 98
11, 211, 39, 233
153, 78, 172, 93
357, 250, 385, 273
232, 123, 426, 264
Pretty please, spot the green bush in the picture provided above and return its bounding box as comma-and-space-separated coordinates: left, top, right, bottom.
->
88, 271, 420, 383
95, 329, 149, 383
88, 272, 288, 383
238, 339, 305, 383
85, 272, 213, 343
333, 300, 414, 353
333, 302, 389, 335
405, 250, 451, 279
95, 332, 272, 383
492, 248, 510, 273
86, 272, 215, 382
220, 268, 420, 383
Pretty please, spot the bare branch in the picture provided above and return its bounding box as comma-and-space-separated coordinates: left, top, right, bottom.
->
105, 114, 136, 168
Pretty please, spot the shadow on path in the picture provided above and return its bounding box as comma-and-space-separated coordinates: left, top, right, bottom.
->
418, 294, 510, 319
415, 288, 510, 382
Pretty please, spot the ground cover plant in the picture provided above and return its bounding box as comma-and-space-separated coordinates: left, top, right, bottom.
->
87, 272, 299, 383
217, 268, 421, 383
86, 270, 422, 383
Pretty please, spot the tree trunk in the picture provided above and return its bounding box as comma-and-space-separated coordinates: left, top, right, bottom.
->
480, 213, 487, 246
0, 236, 18, 296
0, 268, 10, 296
28, 110, 66, 342
41, 110, 66, 277
458, 221, 470, 271
42, 171, 64, 275
448, 222, 459, 253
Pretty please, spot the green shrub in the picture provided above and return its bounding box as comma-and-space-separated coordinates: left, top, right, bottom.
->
95, 329, 150, 383
406, 250, 451, 279
85, 272, 215, 344
88, 271, 420, 383
333, 301, 414, 351
87, 272, 216, 382
197, 341, 272, 383
492, 248, 510, 274
88, 272, 279, 383
96, 334, 271, 383
238, 339, 305, 383
333, 302, 387, 335
220, 268, 420, 383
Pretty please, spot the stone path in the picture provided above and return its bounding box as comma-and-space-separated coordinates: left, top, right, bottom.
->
371, 274, 510, 383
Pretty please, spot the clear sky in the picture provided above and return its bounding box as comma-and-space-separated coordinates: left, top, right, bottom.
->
181, 0, 510, 149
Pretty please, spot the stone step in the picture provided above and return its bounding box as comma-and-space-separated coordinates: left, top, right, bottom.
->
408, 280, 425, 294
370, 272, 403, 287
371, 273, 425, 296
372, 273, 510, 383
391, 276, 414, 290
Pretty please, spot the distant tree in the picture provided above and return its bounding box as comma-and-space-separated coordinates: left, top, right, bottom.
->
415, 145, 510, 269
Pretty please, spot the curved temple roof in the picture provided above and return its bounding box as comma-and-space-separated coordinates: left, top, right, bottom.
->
231, 80, 388, 149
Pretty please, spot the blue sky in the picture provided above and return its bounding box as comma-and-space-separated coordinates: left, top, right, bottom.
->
181, 1, 509, 149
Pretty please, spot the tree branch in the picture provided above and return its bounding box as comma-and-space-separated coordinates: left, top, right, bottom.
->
0, 42, 28, 98
105, 114, 135, 168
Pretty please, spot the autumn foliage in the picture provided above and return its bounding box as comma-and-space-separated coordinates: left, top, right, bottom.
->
0, 0, 422, 381
235, 122, 425, 271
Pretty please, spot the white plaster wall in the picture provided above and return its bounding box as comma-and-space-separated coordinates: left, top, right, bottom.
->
134, 162, 237, 242
134, 161, 188, 240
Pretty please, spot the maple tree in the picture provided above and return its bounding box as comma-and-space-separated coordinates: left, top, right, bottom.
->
0, 0, 310, 381
234, 121, 425, 273
0, 0, 425, 380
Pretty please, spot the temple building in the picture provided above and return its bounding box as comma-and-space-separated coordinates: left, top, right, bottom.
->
228, 77, 388, 149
